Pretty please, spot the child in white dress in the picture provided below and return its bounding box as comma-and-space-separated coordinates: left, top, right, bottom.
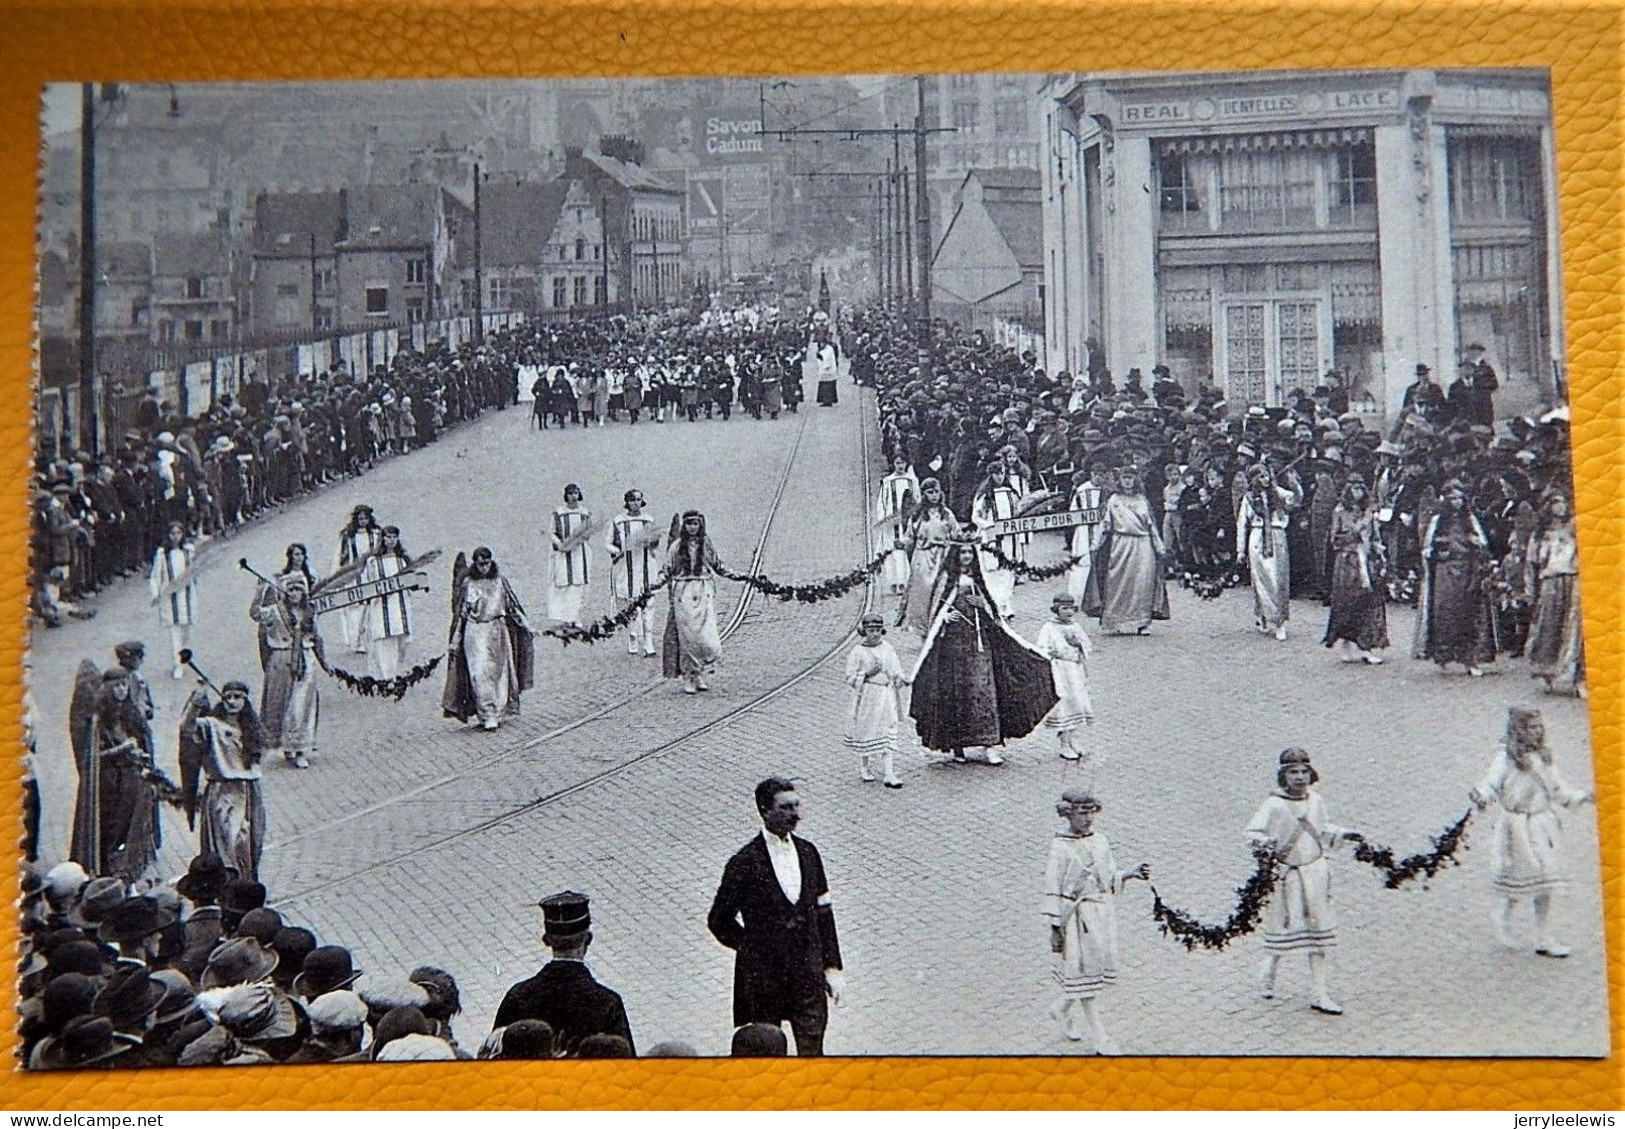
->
1036, 594, 1095, 767
843, 612, 911, 788
1246, 748, 1364, 1015
1471, 705, 1594, 956
1043, 789, 1150, 1053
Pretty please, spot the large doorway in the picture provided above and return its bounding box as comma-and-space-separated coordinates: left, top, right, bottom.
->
1219, 298, 1324, 407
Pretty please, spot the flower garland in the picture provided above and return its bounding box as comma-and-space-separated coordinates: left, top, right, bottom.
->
981, 542, 1085, 581
1177, 567, 1243, 601
715, 550, 890, 604
320, 655, 444, 701
1150, 842, 1281, 952
1351, 809, 1474, 890
542, 580, 669, 646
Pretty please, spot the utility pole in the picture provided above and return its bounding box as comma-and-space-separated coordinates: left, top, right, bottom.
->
884, 159, 897, 307
914, 75, 933, 376
78, 83, 98, 455
308, 232, 319, 332
473, 162, 484, 342
891, 129, 905, 312
873, 180, 884, 305
902, 172, 914, 305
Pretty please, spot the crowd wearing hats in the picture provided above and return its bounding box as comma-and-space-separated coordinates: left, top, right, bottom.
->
19, 850, 797, 1067
863, 309, 1580, 689
18, 850, 497, 1068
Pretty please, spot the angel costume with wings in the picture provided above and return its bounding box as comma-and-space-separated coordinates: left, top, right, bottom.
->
442, 550, 536, 730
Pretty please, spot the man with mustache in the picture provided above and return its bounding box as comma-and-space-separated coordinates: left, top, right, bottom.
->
707, 777, 844, 1056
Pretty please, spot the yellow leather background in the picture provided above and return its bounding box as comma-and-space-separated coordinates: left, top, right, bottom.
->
1, 0, 1618, 1110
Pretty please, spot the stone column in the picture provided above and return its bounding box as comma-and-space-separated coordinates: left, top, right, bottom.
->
1105, 134, 1159, 378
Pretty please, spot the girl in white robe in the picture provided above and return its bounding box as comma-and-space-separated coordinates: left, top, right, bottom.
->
842, 612, 910, 789
1246, 748, 1363, 1015
1043, 790, 1149, 1053
148, 521, 197, 678
1036, 594, 1095, 767
548, 485, 592, 626
361, 526, 414, 681
1471, 705, 1594, 955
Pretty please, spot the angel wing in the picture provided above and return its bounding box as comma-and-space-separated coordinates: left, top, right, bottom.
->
68, 660, 100, 777
448, 551, 470, 625
177, 691, 210, 831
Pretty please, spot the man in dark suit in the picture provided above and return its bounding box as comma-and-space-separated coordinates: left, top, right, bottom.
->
492, 891, 635, 1056
707, 777, 844, 1056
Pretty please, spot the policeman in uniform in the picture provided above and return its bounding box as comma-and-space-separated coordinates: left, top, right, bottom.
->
492, 891, 636, 1056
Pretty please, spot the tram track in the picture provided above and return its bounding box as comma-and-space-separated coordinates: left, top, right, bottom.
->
275, 385, 878, 905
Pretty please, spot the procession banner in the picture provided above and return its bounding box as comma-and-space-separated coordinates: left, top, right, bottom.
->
310, 570, 430, 615
985, 508, 1101, 538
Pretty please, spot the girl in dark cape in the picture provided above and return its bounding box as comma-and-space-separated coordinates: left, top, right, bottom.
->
908, 541, 1058, 764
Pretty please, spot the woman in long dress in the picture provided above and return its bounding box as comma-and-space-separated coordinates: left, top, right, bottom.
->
1470, 706, 1594, 956
442, 547, 535, 731
908, 542, 1057, 765
332, 505, 382, 654
662, 511, 724, 694
1246, 748, 1363, 1015
180, 681, 267, 881
1235, 463, 1300, 641
253, 573, 325, 768
1044, 790, 1149, 1053
361, 525, 415, 681
1084, 465, 1170, 635
875, 455, 919, 596
1525, 495, 1585, 696
1321, 478, 1390, 663
899, 478, 959, 633
1413, 479, 1497, 676
71, 669, 160, 883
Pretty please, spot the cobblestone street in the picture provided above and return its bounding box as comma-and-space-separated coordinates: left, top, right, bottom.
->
28, 383, 1607, 1058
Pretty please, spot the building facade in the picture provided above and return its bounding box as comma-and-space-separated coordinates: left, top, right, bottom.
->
563, 142, 686, 308
150, 231, 237, 344
249, 191, 345, 333
332, 185, 451, 327
446, 179, 619, 314
1039, 69, 1563, 418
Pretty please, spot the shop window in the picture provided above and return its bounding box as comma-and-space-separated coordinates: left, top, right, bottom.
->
1449, 136, 1537, 225
1158, 155, 1204, 232
1328, 145, 1377, 227
1217, 148, 1316, 232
